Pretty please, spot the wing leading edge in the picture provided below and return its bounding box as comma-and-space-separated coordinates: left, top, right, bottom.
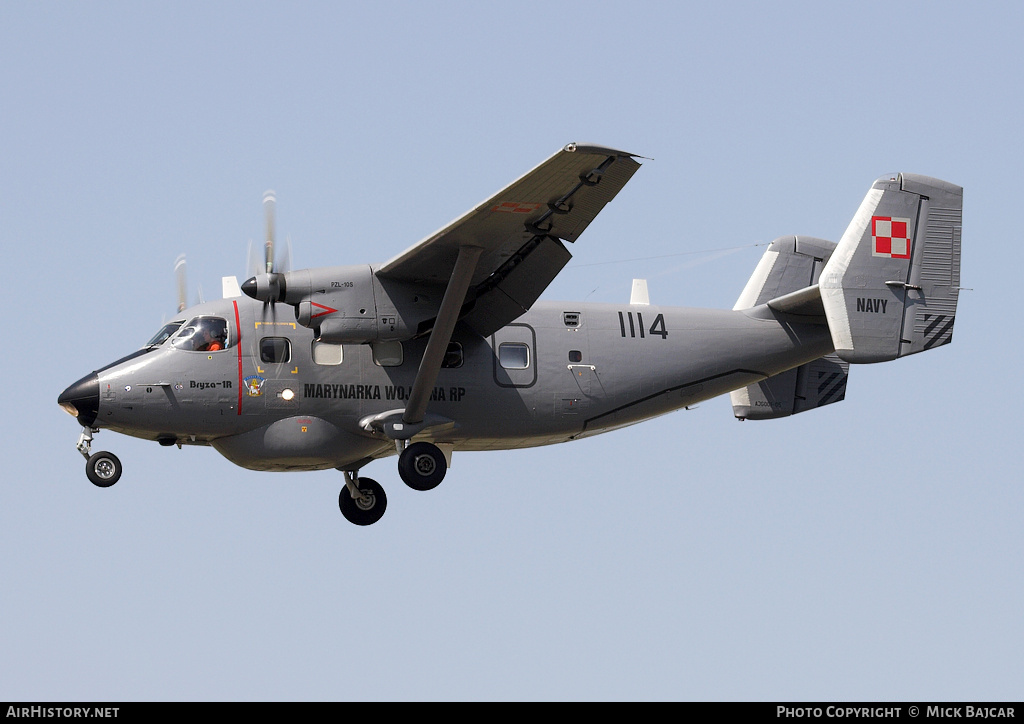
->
377, 143, 642, 336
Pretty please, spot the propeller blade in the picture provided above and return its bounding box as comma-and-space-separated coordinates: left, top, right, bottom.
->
263, 190, 276, 274
280, 236, 293, 274
175, 255, 188, 313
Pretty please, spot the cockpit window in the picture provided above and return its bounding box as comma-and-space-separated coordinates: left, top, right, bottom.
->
146, 321, 184, 348
172, 317, 230, 352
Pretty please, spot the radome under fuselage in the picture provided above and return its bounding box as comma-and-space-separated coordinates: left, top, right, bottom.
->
78, 293, 833, 472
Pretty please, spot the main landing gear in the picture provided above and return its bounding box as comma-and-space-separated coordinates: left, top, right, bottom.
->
339, 472, 387, 526
76, 427, 123, 488
338, 441, 448, 526
398, 441, 447, 491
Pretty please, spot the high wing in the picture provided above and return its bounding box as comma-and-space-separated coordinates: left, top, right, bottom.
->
376, 143, 642, 337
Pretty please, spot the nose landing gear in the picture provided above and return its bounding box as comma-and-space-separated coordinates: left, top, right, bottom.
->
76, 427, 122, 488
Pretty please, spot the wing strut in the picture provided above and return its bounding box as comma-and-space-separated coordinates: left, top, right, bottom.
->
403, 245, 484, 426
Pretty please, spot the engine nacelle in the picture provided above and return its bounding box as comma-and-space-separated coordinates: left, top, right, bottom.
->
295, 301, 379, 343
283, 265, 380, 343
244, 264, 381, 342
243, 264, 445, 344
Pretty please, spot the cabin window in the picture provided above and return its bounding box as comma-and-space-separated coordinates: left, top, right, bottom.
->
498, 342, 530, 370
146, 320, 184, 347
568, 350, 582, 363
172, 317, 230, 352
442, 342, 463, 369
260, 337, 291, 364
371, 341, 403, 367
563, 312, 581, 327
312, 340, 343, 365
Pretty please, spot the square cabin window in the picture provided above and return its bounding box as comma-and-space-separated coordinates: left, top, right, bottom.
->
260, 337, 291, 364
498, 342, 530, 370
442, 342, 463, 369
372, 341, 403, 367
312, 340, 343, 366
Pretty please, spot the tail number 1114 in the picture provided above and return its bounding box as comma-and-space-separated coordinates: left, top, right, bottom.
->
617, 311, 668, 339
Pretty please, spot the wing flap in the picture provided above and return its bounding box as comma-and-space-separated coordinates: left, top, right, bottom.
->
461, 235, 573, 336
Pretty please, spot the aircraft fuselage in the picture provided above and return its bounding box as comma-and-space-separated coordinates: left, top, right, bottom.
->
76, 295, 833, 472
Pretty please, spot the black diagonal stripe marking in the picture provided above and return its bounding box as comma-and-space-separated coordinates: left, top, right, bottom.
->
819, 375, 847, 406
817, 372, 839, 396
924, 316, 955, 349
923, 313, 946, 337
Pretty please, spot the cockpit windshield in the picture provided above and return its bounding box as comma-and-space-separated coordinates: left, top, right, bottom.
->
172, 317, 231, 352
145, 321, 184, 348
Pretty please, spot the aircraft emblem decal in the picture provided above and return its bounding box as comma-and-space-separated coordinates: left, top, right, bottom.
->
871, 216, 912, 259
244, 375, 266, 397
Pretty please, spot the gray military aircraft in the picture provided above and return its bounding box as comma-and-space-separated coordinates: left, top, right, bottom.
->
58, 144, 963, 525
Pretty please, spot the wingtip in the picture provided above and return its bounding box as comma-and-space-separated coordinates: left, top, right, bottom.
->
564, 142, 650, 160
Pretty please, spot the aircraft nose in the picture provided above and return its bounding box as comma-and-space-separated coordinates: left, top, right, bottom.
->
58, 372, 99, 427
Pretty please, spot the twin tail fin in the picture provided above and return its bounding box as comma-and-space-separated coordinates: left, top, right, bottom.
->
819, 174, 963, 362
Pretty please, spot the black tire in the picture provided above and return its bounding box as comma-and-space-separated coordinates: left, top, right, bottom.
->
339, 477, 387, 526
398, 441, 447, 491
86, 451, 122, 488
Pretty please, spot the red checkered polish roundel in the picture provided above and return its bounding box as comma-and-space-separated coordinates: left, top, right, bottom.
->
871, 216, 912, 259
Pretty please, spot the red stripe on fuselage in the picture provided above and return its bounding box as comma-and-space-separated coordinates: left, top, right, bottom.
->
233, 300, 243, 415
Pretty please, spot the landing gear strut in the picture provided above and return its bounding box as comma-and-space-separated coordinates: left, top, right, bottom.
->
338, 471, 387, 526
76, 427, 122, 488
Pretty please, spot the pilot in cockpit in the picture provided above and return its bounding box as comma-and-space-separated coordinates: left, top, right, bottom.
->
196, 327, 224, 352
194, 320, 227, 352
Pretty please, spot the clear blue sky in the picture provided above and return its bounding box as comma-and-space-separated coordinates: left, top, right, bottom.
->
2, 0, 1021, 701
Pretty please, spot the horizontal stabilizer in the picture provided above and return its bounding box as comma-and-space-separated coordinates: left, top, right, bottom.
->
766, 284, 824, 319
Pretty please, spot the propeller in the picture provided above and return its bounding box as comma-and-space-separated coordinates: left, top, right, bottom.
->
261, 190, 292, 276
174, 191, 292, 318
175, 254, 188, 313
174, 254, 206, 314
242, 190, 292, 305
263, 190, 276, 274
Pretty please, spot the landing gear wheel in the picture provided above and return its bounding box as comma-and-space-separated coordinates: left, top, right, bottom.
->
398, 441, 447, 491
339, 477, 387, 526
86, 451, 122, 488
